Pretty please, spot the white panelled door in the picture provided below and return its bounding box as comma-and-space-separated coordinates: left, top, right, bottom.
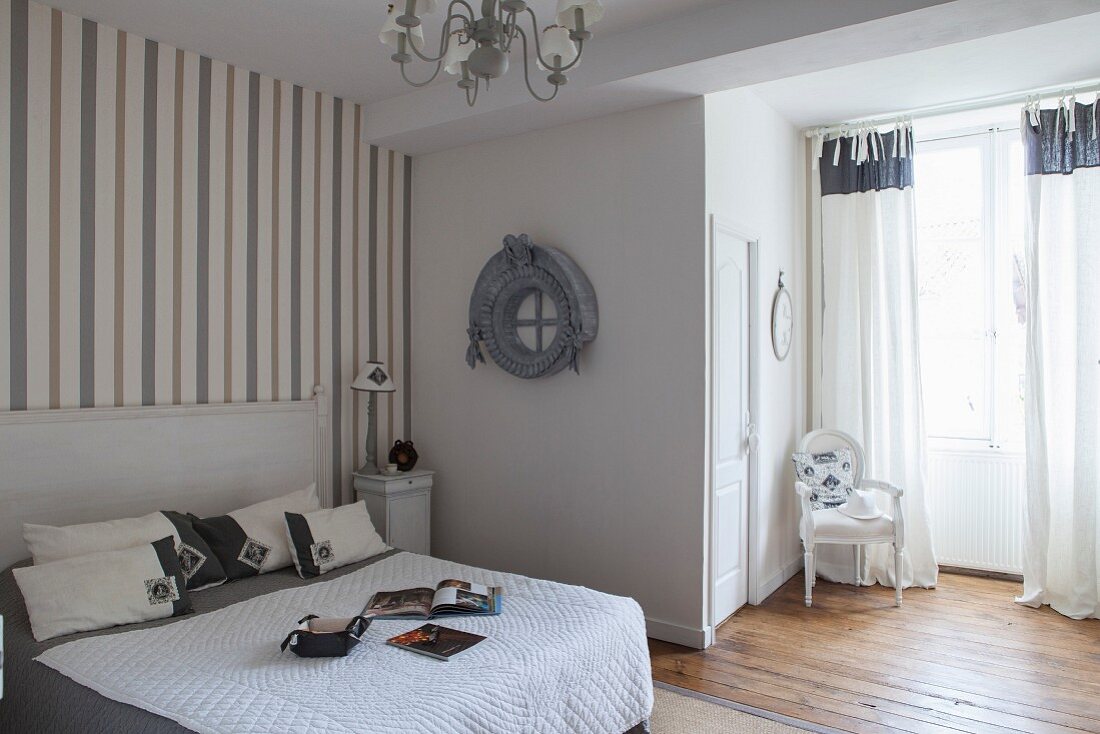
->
712, 223, 751, 624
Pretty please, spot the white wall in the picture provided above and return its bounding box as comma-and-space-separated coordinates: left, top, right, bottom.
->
411, 100, 711, 642
704, 89, 807, 601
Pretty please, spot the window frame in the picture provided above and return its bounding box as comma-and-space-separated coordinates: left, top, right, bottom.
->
915, 121, 1025, 454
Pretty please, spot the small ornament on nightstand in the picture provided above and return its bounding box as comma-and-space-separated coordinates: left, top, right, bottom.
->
388, 440, 419, 472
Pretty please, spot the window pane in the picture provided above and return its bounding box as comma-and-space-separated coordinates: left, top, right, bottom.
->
915, 141, 991, 440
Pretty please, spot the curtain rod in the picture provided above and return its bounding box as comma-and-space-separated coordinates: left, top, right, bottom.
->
802, 78, 1100, 138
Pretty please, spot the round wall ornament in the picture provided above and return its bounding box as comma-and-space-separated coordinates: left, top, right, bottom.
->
771, 271, 793, 361
466, 234, 598, 379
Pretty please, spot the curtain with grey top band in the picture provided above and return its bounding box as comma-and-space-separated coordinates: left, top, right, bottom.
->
1017, 99, 1100, 620
819, 127, 914, 195
1023, 101, 1100, 175
813, 123, 938, 591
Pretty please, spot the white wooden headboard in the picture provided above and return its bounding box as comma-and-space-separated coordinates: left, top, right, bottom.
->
0, 387, 331, 569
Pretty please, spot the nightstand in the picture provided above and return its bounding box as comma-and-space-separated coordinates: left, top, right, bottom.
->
353, 468, 433, 555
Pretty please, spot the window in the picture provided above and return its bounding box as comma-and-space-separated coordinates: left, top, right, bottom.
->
914, 128, 1026, 448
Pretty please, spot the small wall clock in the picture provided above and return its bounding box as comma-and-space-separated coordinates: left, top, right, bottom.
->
771, 271, 793, 361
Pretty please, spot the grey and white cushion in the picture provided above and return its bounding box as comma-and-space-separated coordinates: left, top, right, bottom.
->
23, 511, 225, 591
12, 535, 192, 641
190, 485, 320, 580
284, 500, 388, 578
792, 448, 855, 510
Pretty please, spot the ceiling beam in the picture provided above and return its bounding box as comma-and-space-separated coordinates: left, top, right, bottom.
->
364, 0, 1100, 155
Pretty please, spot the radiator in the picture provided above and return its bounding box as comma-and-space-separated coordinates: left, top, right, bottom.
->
926, 449, 1026, 575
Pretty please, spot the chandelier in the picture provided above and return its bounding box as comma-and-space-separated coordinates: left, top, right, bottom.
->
379, 0, 604, 106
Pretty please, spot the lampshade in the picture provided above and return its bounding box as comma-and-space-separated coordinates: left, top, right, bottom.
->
379, 5, 425, 50
442, 31, 475, 75
556, 0, 604, 28
537, 25, 578, 70
351, 361, 396, 392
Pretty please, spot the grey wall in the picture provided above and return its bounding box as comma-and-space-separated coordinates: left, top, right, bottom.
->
411, 99, 709, 637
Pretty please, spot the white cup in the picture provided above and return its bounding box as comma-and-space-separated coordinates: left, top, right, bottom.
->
384, 463, 399, 475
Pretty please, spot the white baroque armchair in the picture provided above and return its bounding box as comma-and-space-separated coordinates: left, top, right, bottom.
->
796, 429, 905, 608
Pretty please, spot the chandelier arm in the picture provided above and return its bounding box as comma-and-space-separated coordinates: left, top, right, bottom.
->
501, 2, 520, 47
516, 26, 561, 103
522, 7, 584, 73
556, 38, 584, 73
448, 0, 477, 20
500, 10, 519, 52
465, 77, 480, 107
406, 12, 471, 64
400, 59, 445, 87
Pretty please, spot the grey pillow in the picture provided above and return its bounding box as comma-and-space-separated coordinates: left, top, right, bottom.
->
792, 448, 855, 510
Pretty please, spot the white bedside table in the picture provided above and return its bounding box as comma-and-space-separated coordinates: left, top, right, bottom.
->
353, 468, 433, 555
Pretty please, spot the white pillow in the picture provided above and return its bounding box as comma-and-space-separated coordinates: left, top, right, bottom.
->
13, 536, 192, 641
24, 512, 174, 565
23, 511, 226, 591
190, 484, 320, 579
284, 500, 388, 578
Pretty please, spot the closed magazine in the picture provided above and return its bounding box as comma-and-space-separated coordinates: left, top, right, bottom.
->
363, 578, 502, 620
386, 623, 486, 661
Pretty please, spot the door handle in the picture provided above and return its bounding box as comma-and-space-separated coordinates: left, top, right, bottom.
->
746, 422, 760, 454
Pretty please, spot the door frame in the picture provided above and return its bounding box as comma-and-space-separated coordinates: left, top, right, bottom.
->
705, 215, 762, 646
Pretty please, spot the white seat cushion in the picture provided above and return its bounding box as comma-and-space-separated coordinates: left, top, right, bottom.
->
807, 508, 894, 540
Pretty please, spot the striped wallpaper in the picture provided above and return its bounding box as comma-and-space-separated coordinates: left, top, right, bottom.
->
1, 0, 413, 504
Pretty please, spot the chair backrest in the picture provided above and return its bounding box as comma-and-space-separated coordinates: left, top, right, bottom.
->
798, 428, 865, 488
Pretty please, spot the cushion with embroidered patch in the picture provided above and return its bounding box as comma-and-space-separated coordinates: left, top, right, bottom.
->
792, 448, 855, 510
23, 510, 225, 591
12, 535, 191, 641
189, 485, 320, 580
284, 500, 388, 579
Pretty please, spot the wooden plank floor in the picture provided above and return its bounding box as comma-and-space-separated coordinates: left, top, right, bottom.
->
650, 572, 1100, 734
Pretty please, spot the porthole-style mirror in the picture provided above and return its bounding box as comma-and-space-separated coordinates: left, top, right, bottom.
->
513, 288, 559, 352
466, 234, 598, 379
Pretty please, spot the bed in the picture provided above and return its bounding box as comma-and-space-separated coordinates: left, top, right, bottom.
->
0, 392, 653, 733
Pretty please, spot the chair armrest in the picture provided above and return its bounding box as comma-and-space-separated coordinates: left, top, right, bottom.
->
863, 478, 905, 548
862, 478, 904, 498
795, 482, 815, 544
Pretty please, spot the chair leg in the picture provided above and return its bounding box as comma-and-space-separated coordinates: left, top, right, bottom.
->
852, 544, 861, 586
894, 545, 904, 607
804, 550, 814, 607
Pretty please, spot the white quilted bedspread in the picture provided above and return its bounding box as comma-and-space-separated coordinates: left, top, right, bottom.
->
37, 552, 653, 734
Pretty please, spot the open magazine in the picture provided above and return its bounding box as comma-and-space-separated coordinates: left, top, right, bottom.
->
363, 579, 502, 619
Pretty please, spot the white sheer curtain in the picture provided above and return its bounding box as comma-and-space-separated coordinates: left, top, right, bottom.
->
1017, 100, 1100, 619
815, 125, 938, 589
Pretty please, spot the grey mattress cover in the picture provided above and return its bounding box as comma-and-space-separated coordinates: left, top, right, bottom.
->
0, 549, 650, 734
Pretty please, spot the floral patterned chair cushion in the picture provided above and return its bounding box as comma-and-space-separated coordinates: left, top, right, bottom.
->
791, 448, 855, 511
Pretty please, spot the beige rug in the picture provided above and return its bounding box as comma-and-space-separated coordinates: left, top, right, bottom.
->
650, 684, 816, 733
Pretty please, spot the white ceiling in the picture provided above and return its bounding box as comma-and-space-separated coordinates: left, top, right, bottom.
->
45, 0, 728, 104
752, 12, 1100, 130
43, 0, 1100, 153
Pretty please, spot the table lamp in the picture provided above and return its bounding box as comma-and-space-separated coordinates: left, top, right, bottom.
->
351, 361, 396, 474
